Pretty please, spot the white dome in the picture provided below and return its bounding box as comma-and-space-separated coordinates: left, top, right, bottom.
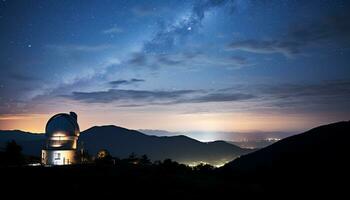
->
45, 112, 80, 137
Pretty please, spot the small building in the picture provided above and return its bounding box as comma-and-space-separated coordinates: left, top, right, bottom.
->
41, 112, 80, 165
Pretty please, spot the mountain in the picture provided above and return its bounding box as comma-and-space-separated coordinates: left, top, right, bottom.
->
222, 121, 350, 193
0, 126, 253, 166
80, 125, 252, 166
0, 130, 44, 156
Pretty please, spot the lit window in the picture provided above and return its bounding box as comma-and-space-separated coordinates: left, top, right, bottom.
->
54, 152, 61, 160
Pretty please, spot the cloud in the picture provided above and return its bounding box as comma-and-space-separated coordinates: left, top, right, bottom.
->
63, 89, 197, 104
192, 0, 233, 20
9, 72, 40, 82
288, 14, 350, 44
228, 40, 300, 57
228, 14, 350, 57
261, 80, 350, 100
102, 26, 124, 34
109, 79, 145, 88
229, 55, 250, 67
62, 88, 255, 106
185, 93, 255, 103
156, 54, 184, 66
46, 44, 113, 53
125, 52, 186, 70
242, 80, 350, 112
200, 79, 350, 115
263, 81, 350, 114
124, 50, 250, 70
128, 52, 148, 66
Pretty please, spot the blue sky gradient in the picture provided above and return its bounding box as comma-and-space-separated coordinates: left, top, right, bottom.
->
1, 0, 349, 140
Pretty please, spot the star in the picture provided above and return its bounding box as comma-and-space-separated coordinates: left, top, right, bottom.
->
27, 44, 32, 48
187, 27, 192, 31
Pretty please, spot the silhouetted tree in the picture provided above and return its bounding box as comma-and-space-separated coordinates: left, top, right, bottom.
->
128, 152, 137, 159
4, 140, 24, 166
153, 160, 162, 165
159, 159, 182, 171
140, 154, 151, 165
76, 148, 92, 164
193, 163, 215, 173
127, 152, 139, 164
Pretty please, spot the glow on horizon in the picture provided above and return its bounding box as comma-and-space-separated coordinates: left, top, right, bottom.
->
0, 111, 342, 140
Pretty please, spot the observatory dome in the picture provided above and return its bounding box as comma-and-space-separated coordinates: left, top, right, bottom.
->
45, 112, 80, 137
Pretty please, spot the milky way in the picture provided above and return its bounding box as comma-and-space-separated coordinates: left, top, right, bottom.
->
0, 0, 349, 140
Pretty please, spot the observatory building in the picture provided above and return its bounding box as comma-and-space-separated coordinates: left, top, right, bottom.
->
41, 112, 80, 165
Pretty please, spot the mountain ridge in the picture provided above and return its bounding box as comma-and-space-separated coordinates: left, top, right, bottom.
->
219, 120, 350, 194
223, 120, 350, 172
0, 125, 252, 166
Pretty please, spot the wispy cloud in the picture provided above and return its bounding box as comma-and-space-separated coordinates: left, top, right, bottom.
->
46, 44, 113, 52
223, 80, 350, 113
63, 89, 198, 104
228, 14, 350, 57
184, 93, 255, 104
128, 52, 148, 66
125, 51, 250, 70
109, 79, 145, 88
9, 72, 40, 82
230, 56, 248, 66
228, 39, 300, 57
261, 80, 350, 101
102, 26, 124, 34
62, 88, 255, 106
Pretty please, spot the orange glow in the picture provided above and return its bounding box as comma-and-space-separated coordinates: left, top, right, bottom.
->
0, 114, 47, 133
0, 110, 344, 136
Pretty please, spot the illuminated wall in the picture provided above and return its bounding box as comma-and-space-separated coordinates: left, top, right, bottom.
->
46, 133, 78, 149
42, 150, 77, 165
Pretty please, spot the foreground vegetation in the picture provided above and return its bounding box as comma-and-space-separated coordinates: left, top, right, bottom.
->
1, 133, 348, 197
0, 141, 258, 197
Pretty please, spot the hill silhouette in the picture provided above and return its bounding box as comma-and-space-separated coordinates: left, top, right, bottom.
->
222, 120, 350, 194
80, 125, 251, 166
0, 125, 252, 166
1, 121, 349, 197
0, 130, 44, 155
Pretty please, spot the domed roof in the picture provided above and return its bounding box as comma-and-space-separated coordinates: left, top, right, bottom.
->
45, 112, 80, 137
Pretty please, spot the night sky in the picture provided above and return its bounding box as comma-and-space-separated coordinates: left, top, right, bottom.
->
0, 0, 349, 141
